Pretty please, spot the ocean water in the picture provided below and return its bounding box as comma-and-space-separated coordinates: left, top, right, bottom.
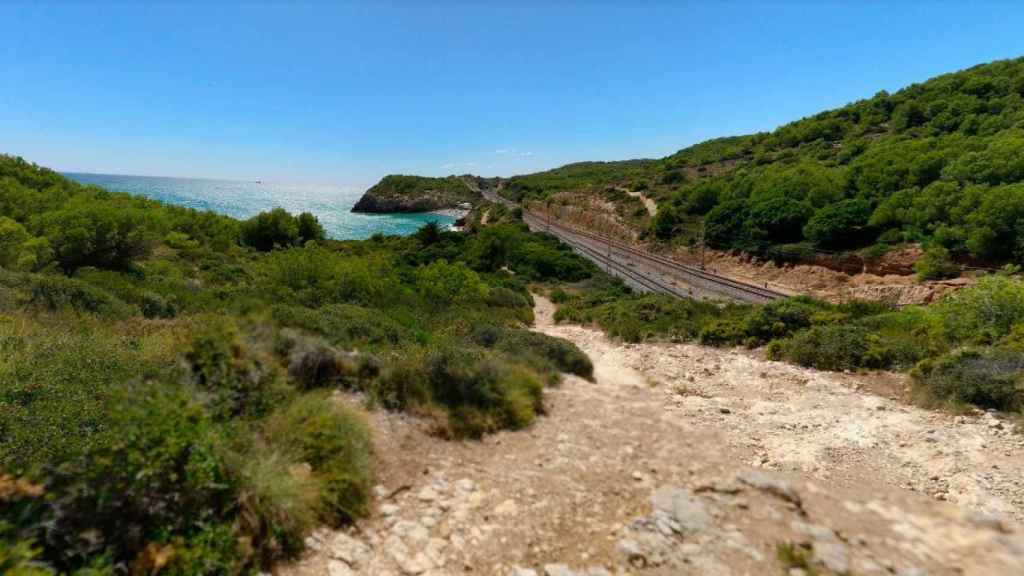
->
63, 173, 456, 240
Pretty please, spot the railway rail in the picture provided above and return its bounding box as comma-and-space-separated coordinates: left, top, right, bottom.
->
481, 188, 788, 303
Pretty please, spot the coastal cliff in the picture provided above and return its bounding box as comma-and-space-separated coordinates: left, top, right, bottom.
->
352, 174, 489, 213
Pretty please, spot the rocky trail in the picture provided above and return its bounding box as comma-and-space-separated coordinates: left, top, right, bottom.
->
282, 297, 1024, 576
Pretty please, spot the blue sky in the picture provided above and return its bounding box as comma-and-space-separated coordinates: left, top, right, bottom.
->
2, 2, 1023, 189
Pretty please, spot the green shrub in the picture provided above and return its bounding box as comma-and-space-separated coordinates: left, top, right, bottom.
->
0, 217, 51, 272
25, 273, 133, 318
275, 329, 378, 389
912, 348, 1024, 411
374, 345, 545, 437
164, 231, 200, 251
25, 385, 237, 574
485, 286, 531, 309
742, 296, 829, 344
36, 204, 156, 271
935, 275, 1024, 344
472, 326, 593, 382
260, 246, 395, 307
264, 393, 374, 524
0, 324, 139, 473
803, 199, 874, 249
183, 318, 292, 420
773, 325, 892, 371
549, 288, 570, 304
915, 245, 960, 280
240, 208, 300, 251
296, 212, 326, 244
698, 318, 747, 346
229, 446, 322, 565
416, 260, 487, 305
271, 303, 411, 348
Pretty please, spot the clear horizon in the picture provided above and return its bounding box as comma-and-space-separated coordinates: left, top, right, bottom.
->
3, 1, 1024, 188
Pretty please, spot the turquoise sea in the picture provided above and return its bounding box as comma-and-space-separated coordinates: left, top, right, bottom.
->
64, 173, 456, 240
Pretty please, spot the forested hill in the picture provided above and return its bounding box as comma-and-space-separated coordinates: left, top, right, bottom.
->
504, 56, 1024, 267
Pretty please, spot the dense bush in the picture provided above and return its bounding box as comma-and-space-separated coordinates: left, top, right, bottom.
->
912, 348, 1024, 411
915, 245, 960, 280
241, 208, 325, 251
184, 318, 291, 420
770, 324, 891, 371
375, 345, 544, 437
934, 275, 1024, 343
263, 392, 375, 524
472, 325, 593, 383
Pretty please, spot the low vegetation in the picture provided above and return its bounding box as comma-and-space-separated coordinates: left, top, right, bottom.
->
0, 156, 595, 574
552, 272, 1024, 415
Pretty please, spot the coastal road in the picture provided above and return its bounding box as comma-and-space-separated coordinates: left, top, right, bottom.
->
480, 188, 785, 303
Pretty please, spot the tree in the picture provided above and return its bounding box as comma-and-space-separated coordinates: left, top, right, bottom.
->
36, 205, 154, 271
750, 162, 844, 208
415, 260, 486, 304
965, 183, 1024, 260
704, 200, 752, 250
915, 245, 960, 281
414, 221, 442, 246
241, 208, 300, 251
296, 212, 326, 244
746, 196, 813, 244
803, 199, 874, 249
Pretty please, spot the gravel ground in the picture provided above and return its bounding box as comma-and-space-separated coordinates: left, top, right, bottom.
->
279, 296, 1024, 576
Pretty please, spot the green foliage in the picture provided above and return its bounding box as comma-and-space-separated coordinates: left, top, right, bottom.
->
467, 224, 596, 281
704, 200, 753, 250
802, 198, 874, 249
375, 345, 545, 437
416, 260, 487, 304
742, 296, 830, 344
276, 329, 379, 390
296, 212, 326, 244
0, 323, 140, 473
771, 324, 893, 371
934, 275, 1024, 344
0, 155, 607, 573
485, 57, 1024, 265
25, 385, 237, 573
184, 317, 291, 420
471, 325, 593, 383
37, 204, 155, 271
0, 217, 50, 271
264, 393, 375, 524
241, 208, 300, 251
23, 273, 134, 318
915, 245, 960, 280
912, 348, 1024, 411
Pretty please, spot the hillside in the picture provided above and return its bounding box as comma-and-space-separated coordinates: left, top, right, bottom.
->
7, 153, 1024, 574
0, 155, 598, 574
504, 56, 1024, 270
351, 174, 486, 213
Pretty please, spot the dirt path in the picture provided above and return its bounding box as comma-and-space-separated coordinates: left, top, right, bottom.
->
282, 297, 1024, 576
623, 190, 657, 217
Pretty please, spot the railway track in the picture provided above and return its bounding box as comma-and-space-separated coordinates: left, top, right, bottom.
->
530, 216, 692, 298
533, 211, 784, 302
480, 188, 788, 303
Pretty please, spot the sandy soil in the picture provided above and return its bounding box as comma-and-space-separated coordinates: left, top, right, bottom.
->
281, 297, 1024, 576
